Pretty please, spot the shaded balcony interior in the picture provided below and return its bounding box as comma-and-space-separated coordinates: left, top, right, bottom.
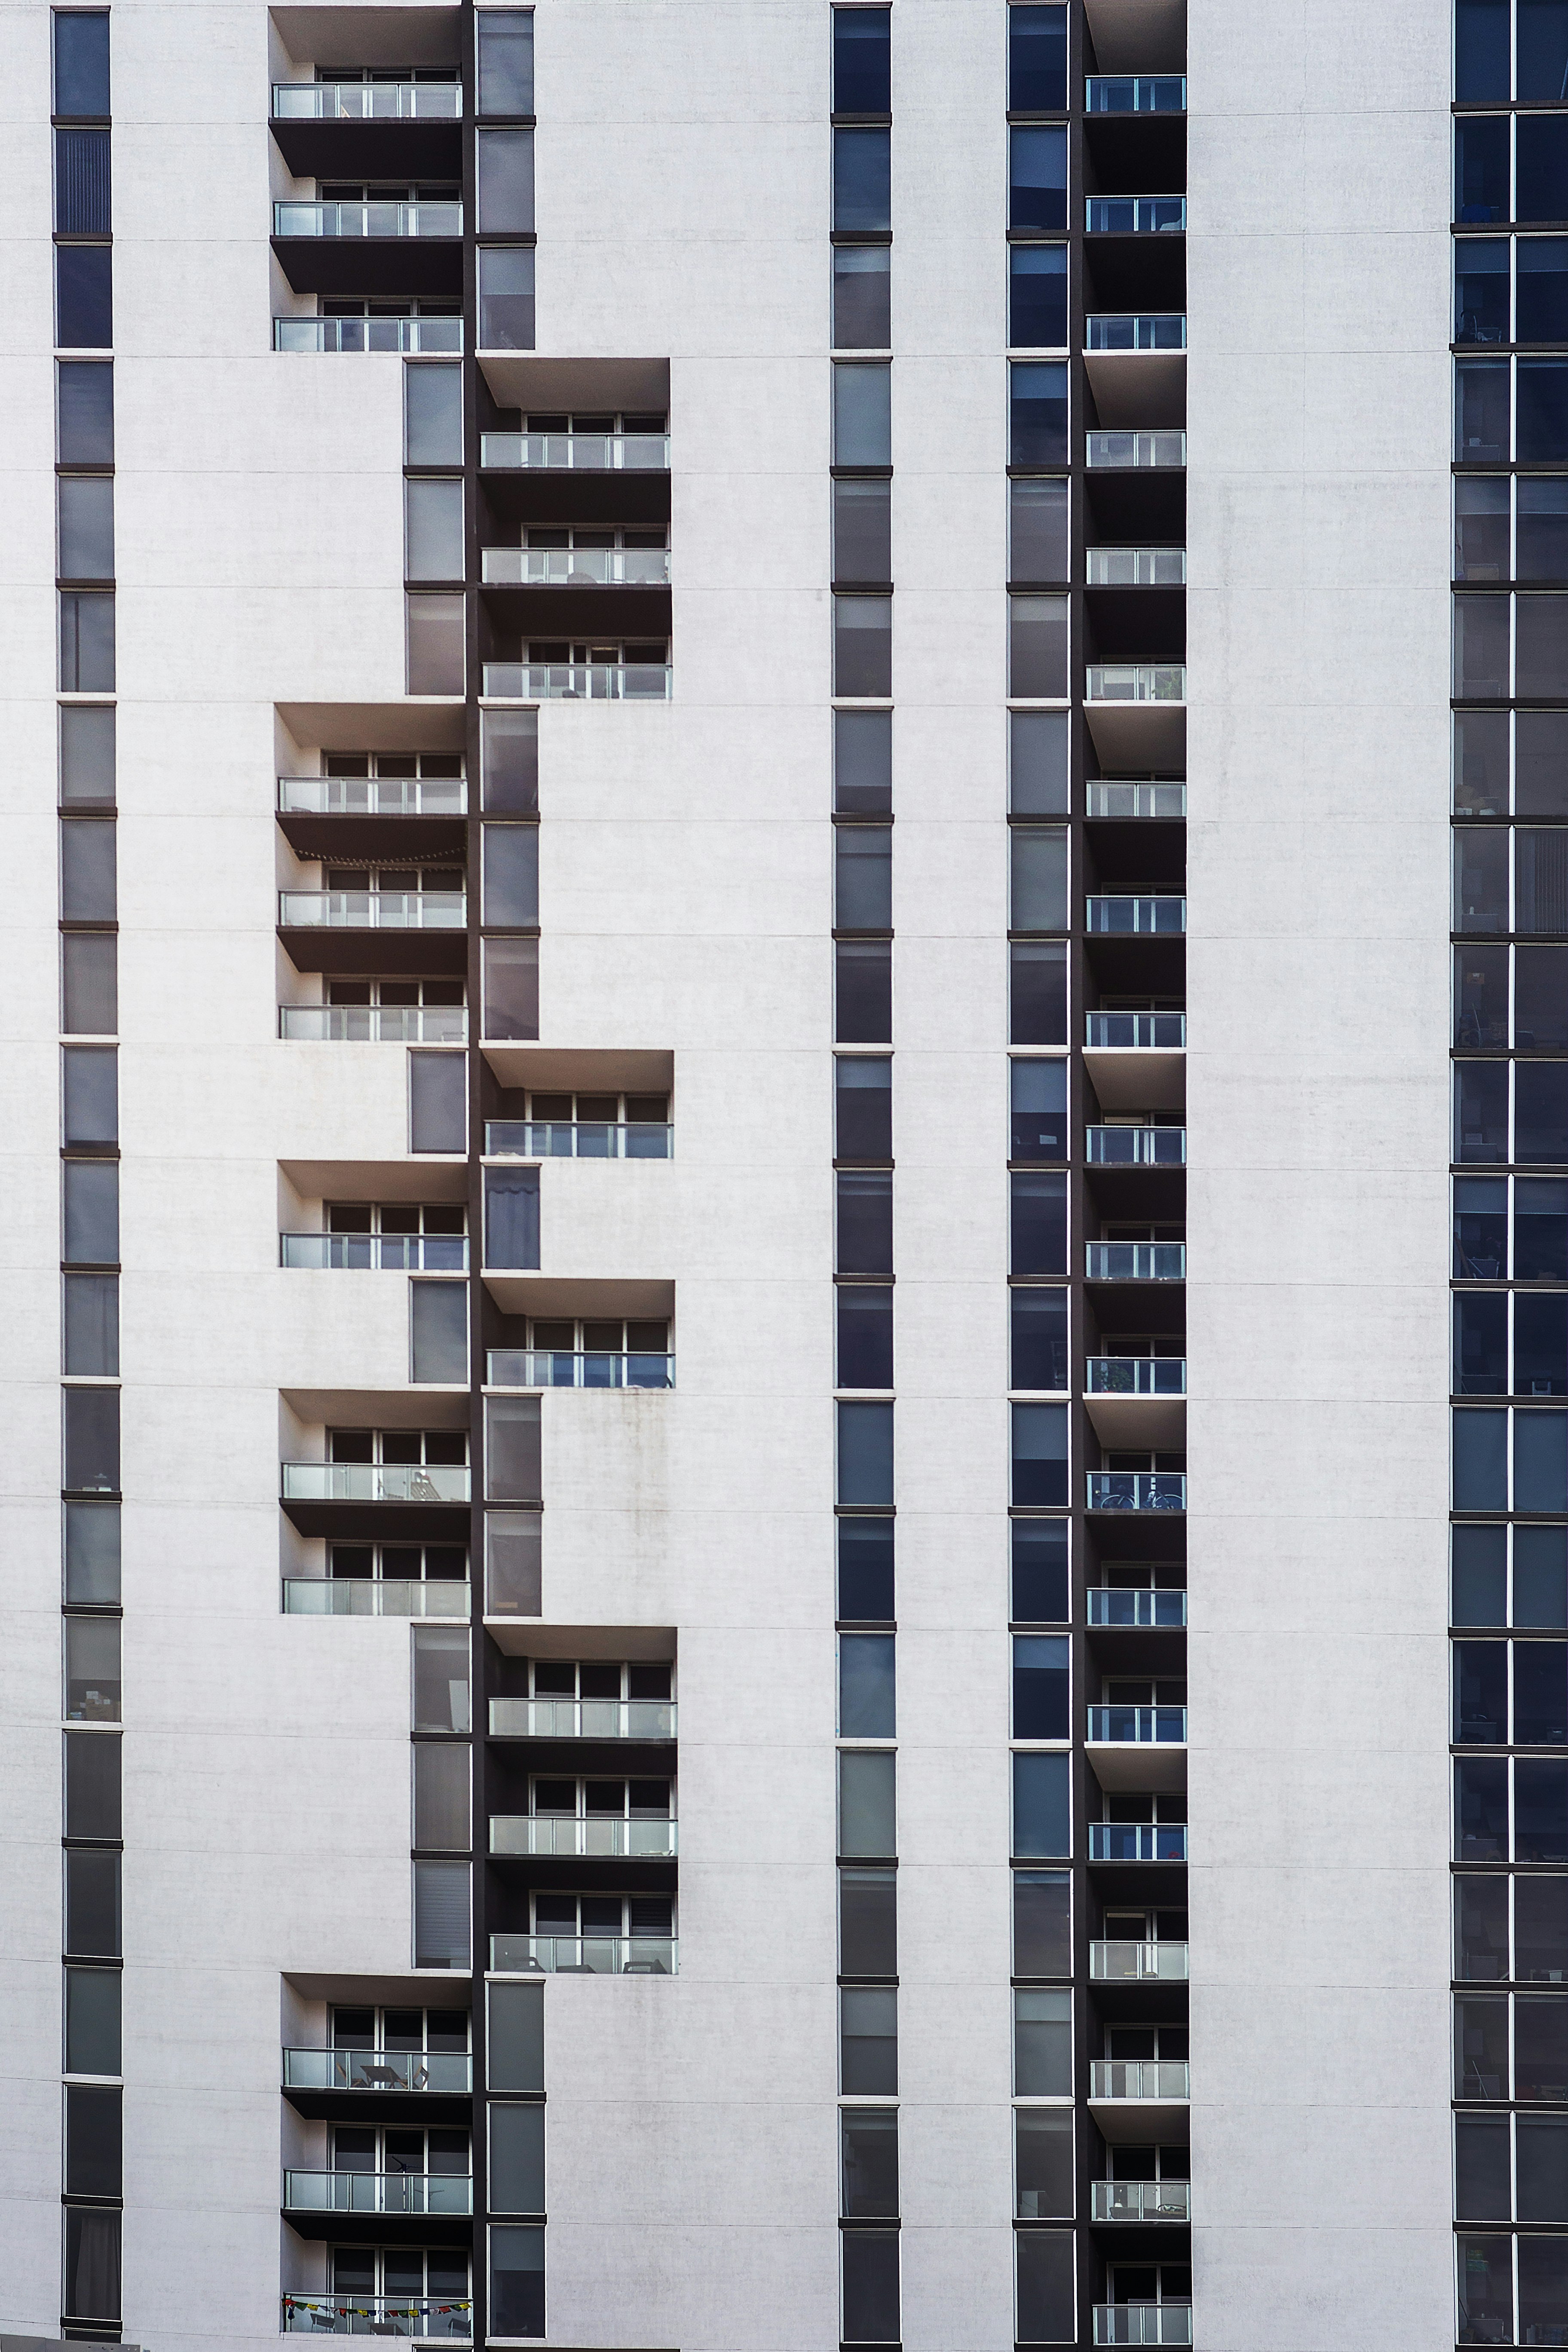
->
268, 6, 464, 336
482, 1626, 678, 1963
477, 355, 671, 649
278, 1392, 472, 1613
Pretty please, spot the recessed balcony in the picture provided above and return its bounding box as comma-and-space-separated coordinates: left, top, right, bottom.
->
1086, 781, 1186, 817
268, 76, 462, 179
1087, 1587, 1188, 1629
485, 1348, 674, 1390
1087, 429, 1186, 468
281, 1233, 468, 1271
1093, 2303, 1193, 2346
1086, 74, 1187, 111
1087, 1470, 1187, 1513
283, 1575, 470, 1618
1087, 197, 1186, 234
1090, 1940, 1190, 1983
1090, 2180, 1191, 2223
1086, 895, 1186, 937
1085, 1357, 1185, 1446
1090, 1467, 1189, 1524
282, 2293, 472, 2339
489, 1932, 677, 1974
1087, 664, 1185, 704
273, 81, 462, 118
481, 660, 672, 701
486, 1118, 671, 1159
489, 1815, 679, 1858
279, 776, 467, 818
1087, 314, 1187, 352
1086, 1242, 1185, 1280
283, 2172, 472, 2234
1086, 1124, 1186, 1166
282, 1463, 471, 1504
1087, 1357, 1185, 1398
278, 889, 466, 931
1086, 548, 1187, 586
1086, 1013, 1184, 1050
1089, 2057, 1190, 2104
281, 1004, 467, 1042
481, 429, 670, 472
490, 1697, 676, 1739
273, 199, 462, 238
1089, 1823, 1187, 1862
1087, 1705, 1187, 1792
481, 546, 671, 586
283, 2049, 473, 2094
275, 314, 463, 353
1084, 1012, 1185, 1113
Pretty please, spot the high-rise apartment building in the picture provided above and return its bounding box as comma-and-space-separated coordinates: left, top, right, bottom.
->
8, 0, 1549, 2340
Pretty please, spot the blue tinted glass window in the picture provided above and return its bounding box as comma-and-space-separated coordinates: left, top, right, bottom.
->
833, 7, 891, 113
833, 128, 890, 233
1010, 126, 1068, 233
1458, 116, 1511, 222
1457, 239, 1510, 343
1519, 0, 1568, 100
1009, 2, 1067, 110
53, 11, 110, 116
1011, 361, 1069, 466
1455, 0, 1509, 98
1522, 360, 1568, 461
1010, 245, 1068, 349
1520, 116, 1568, 223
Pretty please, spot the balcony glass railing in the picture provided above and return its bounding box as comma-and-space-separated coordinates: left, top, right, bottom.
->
272, 82, 462, 119
1086, 548, 1187, 587
486, 1349, 674, 1390
1087, 314, 1188, 351
279, 776, 467, 817
1090, 2180, 1191, 2222
1086, 895, 1186, 934
283, 2295, 472, 2339
481, 431, 670, 471
1087, 1587, 1188, 1628
1093, 2304, 1194, 2346
283, 2171, 473, 2215
281, 1004, 468, 1042
1089, 1822, 1188, 1861
1085, 1125, 1187, 1166
1086, 662, 1186, 702
1086, 74, 1187, 111
481, 662, 672, 701
1086, 780, 1187, 817
489, 1697, 676, 1739
489, 1933, 677, 1974
273, 200, 462, 237
1087, 1357, 1186, 1397
283, 1577, 471, 1618
281, 1234, 468, 1271
1087, 429, 1186, 468
1086, 196, 1186, 233
1087, 1472, 1187, 1512
481, 547, 671, 586
1089, 2060, 1191, 2101
1085, 1012, 1186, 1049
1090, 1940, 1191, 1982
279, 890, 466, 930
275, 315, 464, 354
281, 1463, 471, 1504
490, 1815, 678, 1858
283, 2049, 473, 2093
1085, 1242, 1186, 1279
485, 1119, 671, 1159
1087, 1704, 1188, 1744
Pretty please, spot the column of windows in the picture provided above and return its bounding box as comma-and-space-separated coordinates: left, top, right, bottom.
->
1453, 4, 1568, 2339
54, 7, 122, 2340
830, 10, 900, 2346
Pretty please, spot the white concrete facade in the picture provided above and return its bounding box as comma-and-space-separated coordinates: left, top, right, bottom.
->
0, 0, 1464, 2346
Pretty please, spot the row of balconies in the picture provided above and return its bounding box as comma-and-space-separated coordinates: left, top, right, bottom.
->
272, 884, 1188, 931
